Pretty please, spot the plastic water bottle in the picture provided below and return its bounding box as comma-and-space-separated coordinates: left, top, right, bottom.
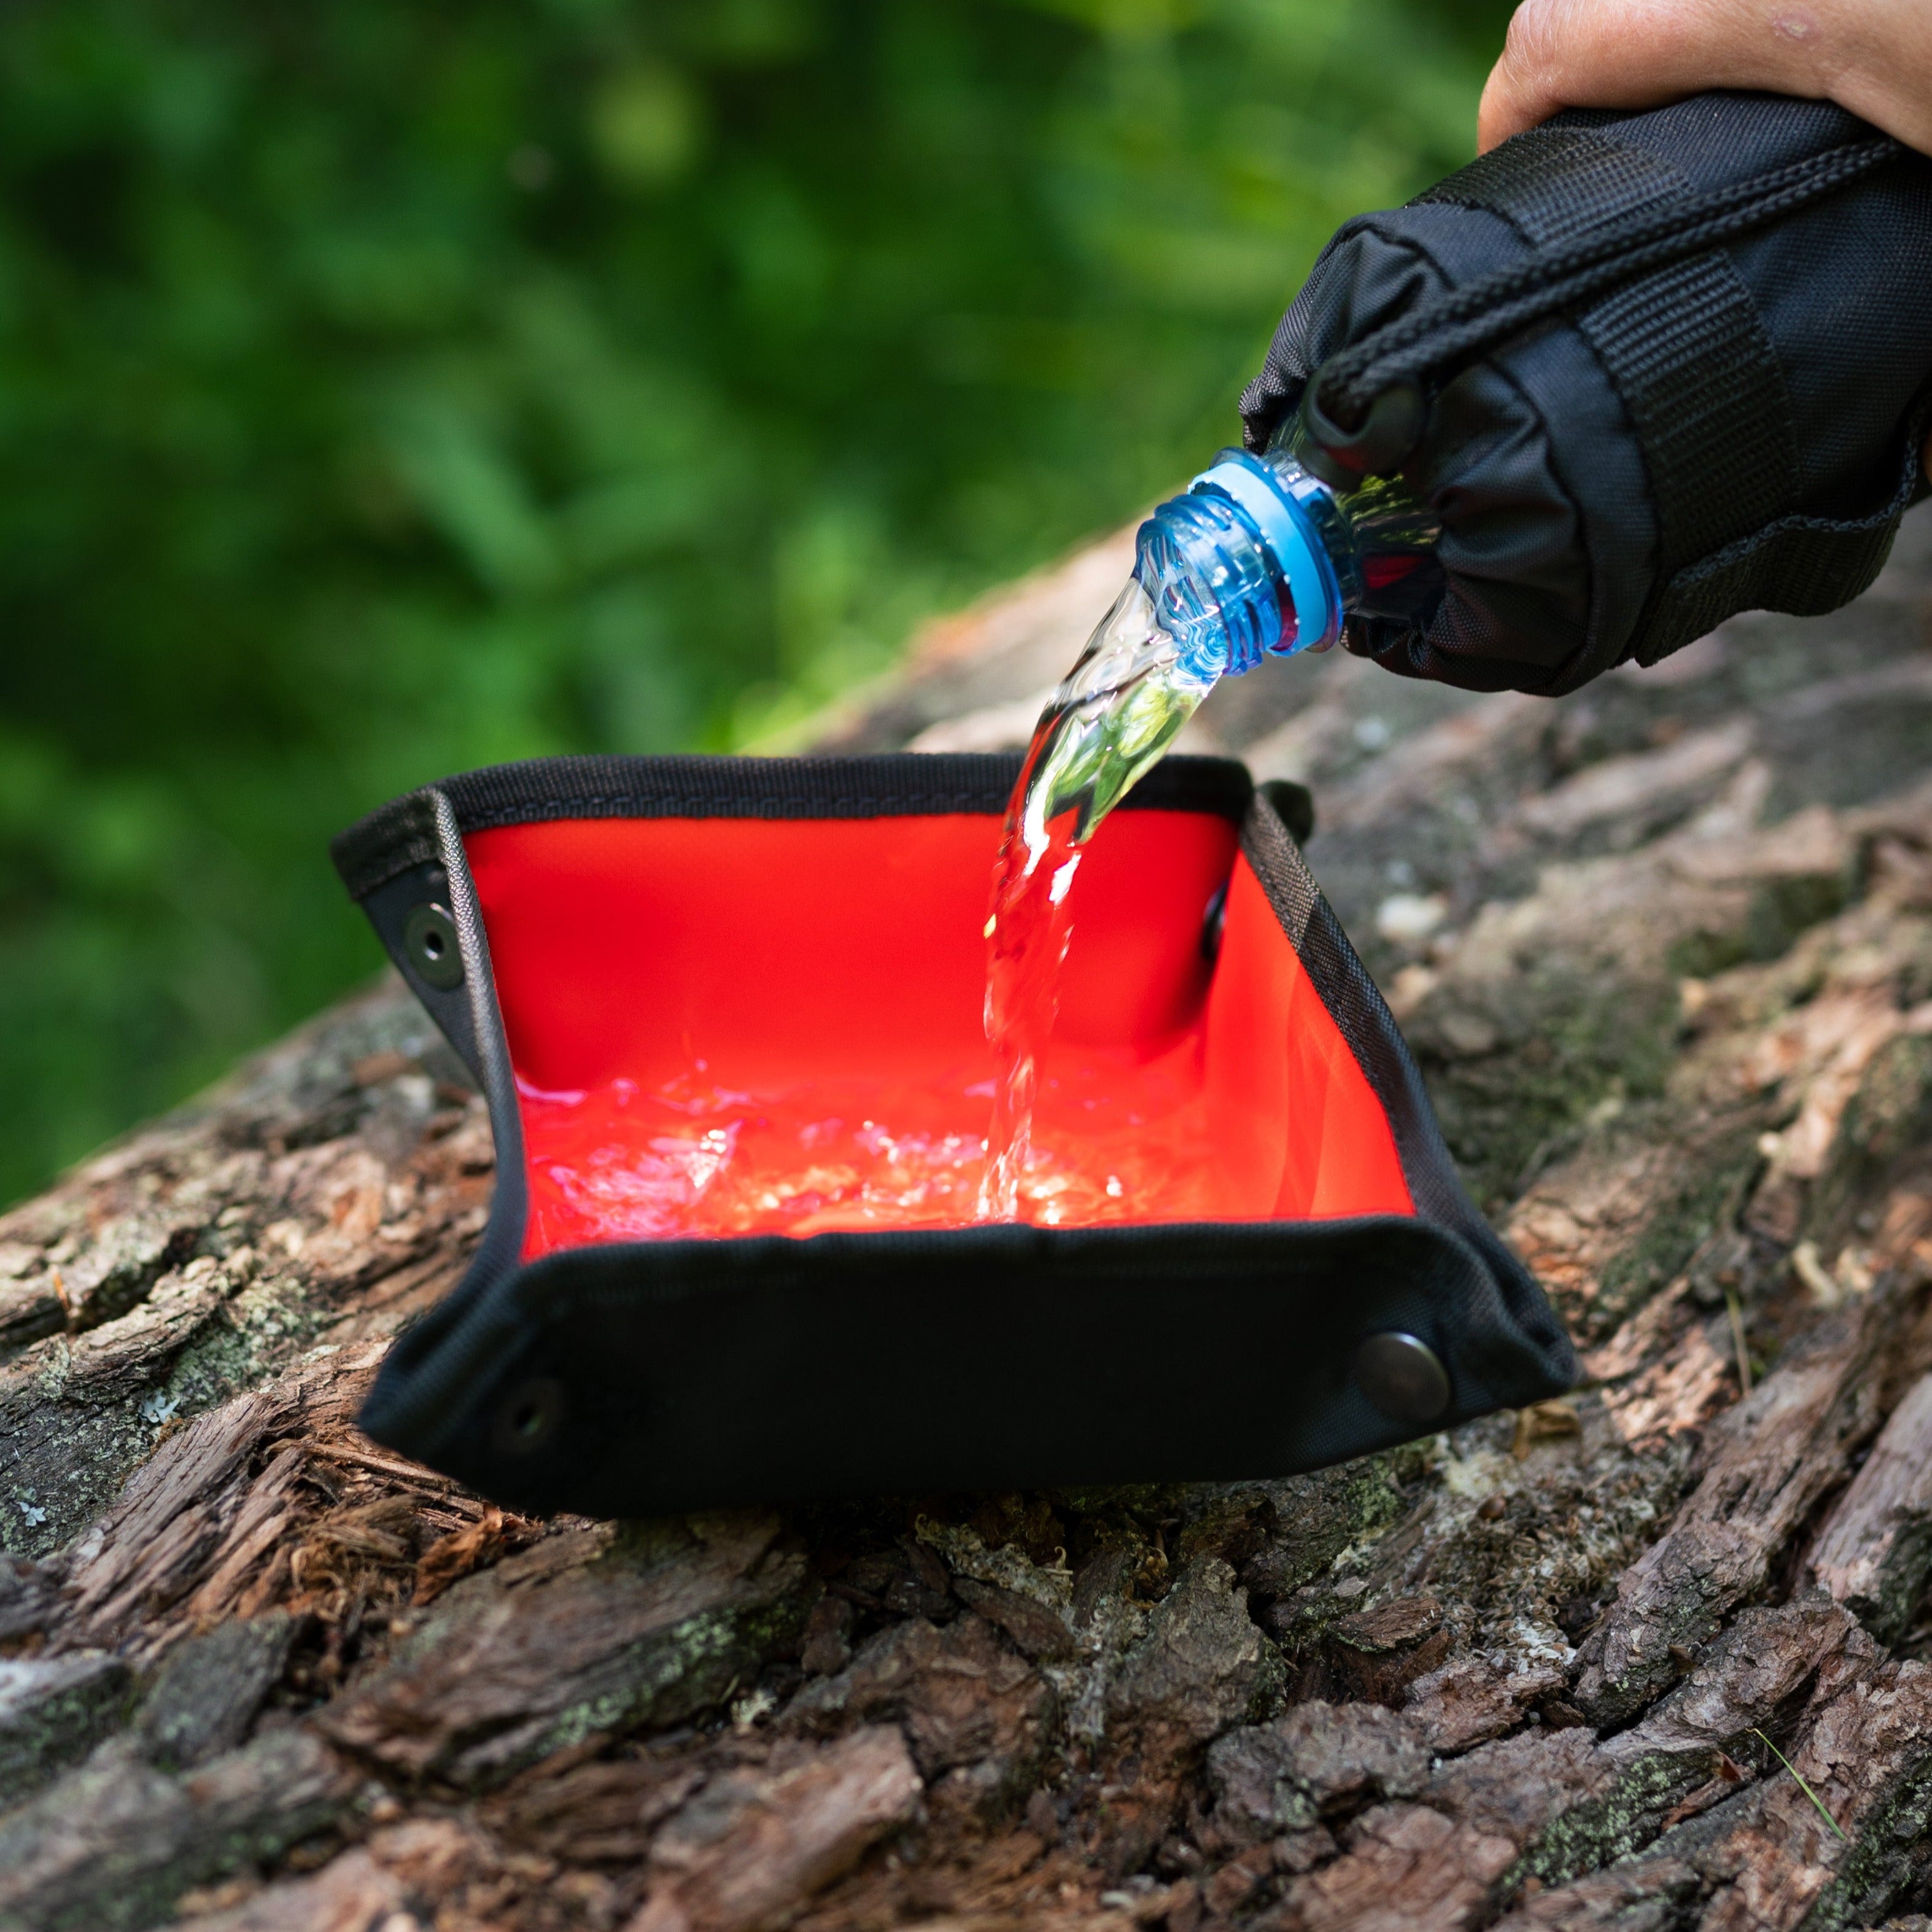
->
1009, 414, 1443, 852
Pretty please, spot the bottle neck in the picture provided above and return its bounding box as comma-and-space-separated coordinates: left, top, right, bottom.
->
1134, 430, 1441, 682
1191, 450, 1354, 653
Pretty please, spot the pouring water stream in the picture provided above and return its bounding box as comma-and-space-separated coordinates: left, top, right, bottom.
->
976, 582, 1213, 1219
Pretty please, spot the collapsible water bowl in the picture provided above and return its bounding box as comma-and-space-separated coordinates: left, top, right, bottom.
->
332, 753, 1574, 1518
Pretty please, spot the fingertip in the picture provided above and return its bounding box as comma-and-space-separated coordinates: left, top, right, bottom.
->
1476, 77, 1519, 153
1477, 0, 1561, 152
1476, 60, 1539, 153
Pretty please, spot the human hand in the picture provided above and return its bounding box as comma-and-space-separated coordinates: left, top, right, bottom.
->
1480, 1, 1932, 157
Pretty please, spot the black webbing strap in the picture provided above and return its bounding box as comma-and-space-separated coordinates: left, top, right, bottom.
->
1408, 122, 1912, 676
1416, 123, 1684, 243
1576, 252, 1796, 576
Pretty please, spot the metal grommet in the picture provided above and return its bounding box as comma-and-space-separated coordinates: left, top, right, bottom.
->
492, 1376, 565, 1458
402, 902, 464, 991
1354, 1332, 1451, 1424
1200, 881, 1229, 963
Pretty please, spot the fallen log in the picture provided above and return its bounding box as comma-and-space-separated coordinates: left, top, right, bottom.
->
6, 510, 1932, 1930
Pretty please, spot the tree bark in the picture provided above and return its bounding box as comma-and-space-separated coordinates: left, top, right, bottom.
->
8, 510, 1932, 1931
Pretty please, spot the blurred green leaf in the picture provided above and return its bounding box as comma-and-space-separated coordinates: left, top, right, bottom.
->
591, 63, 707, 190
0, 0, 1511, 1205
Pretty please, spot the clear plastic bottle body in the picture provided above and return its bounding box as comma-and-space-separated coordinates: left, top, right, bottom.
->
1133, 423, 1443, 685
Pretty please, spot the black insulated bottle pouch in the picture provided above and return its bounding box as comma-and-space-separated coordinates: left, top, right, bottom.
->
331, 754, 1574, 1518
1242, 92, 1932, 695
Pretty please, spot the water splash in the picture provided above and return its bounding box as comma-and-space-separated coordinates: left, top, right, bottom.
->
976, 576, 1217, 1220
518, 1061, 1219, 1249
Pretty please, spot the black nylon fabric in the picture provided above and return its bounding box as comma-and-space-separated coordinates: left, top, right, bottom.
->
410, 1217, 1546, 1519
1240, 93, 1932, 694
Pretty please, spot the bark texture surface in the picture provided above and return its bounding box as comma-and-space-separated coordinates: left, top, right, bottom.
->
9, 510, 1932, 1931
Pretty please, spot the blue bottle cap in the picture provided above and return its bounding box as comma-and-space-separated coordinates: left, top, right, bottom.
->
1190, 452, 1344, 654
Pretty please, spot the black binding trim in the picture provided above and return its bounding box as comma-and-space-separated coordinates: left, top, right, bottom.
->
356, 791, 532, 1440
333, 753, 1254, 902
1239, 789, 1575, 1396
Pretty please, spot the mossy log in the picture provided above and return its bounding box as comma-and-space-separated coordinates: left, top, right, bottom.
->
9, 512, 1932, 1931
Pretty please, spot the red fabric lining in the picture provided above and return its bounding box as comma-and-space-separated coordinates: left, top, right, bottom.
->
1203, 861, 1413, 1220
464, 810, 1414, 1251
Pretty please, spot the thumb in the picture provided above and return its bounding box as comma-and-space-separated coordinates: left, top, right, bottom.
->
1479, 0, 1585, 153
1478, 0, 1821, 153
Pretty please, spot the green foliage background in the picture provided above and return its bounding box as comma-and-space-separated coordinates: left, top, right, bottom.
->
0, 0, 1510, 1205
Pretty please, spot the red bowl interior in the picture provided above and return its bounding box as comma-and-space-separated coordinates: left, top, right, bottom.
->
464, 809, 1414, 1252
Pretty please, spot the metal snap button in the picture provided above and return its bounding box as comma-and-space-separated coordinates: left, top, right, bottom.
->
403, 902, 464, 990
492, 1376, 565, 1458
1354, 1331, 1450, 1424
